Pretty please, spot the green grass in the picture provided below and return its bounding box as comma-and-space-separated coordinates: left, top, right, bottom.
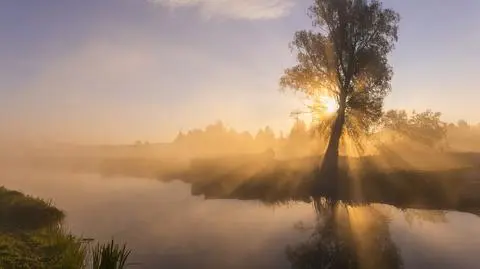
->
0, 227, 87, 269
0, 187, 64, 231
92, 240, 131, 269
0, 186, 132, 269
0, 186, 86, 268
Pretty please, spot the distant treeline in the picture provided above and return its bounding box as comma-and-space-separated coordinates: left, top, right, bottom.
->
131, 110, 480, 159
10, 109, 480, 171
171, 120, 323, 159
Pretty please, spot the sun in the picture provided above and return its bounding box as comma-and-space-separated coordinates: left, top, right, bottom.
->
302, 95, 339, 122
321, 96, 339, 114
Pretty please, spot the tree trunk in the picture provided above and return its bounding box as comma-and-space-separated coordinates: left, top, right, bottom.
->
315, 100, 346, 198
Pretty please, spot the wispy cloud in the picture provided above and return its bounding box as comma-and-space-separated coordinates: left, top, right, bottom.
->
149, 0, 295, 20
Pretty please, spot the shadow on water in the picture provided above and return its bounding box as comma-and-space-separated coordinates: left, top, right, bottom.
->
287, 200, 403, 269
38, 148, 480, 216
170, 159, 409, 269
134, 153, 479, 269
169, 153, 480, 216
21, 150, 480, 268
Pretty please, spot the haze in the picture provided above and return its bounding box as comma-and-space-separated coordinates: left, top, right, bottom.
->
1, 0, 479, 144
3, 1, 480, 268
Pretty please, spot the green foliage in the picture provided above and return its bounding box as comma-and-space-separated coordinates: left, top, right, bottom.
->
0, 187, 86, 269
0, 187, 64, 231
0, 186, 133, 269
31, 227, 87, 269
91, 240, 131, 269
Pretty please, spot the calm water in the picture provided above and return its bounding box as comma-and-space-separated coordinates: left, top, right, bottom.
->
2, 169, 480, 269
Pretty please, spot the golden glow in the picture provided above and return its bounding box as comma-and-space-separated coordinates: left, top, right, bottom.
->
320, 96, 339, 114
301, 94, 340, 124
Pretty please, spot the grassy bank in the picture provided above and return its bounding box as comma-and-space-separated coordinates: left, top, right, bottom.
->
0, 187, 86, 268
0, 187, 131, 269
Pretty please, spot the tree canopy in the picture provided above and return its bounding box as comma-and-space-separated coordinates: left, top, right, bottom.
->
280, 0, 400, 193
381, 109, 447, 148
281, 0, 400, 149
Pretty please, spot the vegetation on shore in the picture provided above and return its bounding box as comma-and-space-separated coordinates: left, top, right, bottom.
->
0, 186, 131, 269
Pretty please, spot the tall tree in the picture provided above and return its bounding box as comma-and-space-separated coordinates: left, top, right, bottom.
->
280, 0, 399, 195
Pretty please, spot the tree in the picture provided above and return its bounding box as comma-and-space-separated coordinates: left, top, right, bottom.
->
174, 131, 185, 143
255, 126, 276, 148
380, 109, 447, 149
408, 110, 446, 147
457, 119, 469, 130
280, 0, 400, 195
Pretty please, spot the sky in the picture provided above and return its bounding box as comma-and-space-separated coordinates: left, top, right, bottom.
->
0, 0, 479, 144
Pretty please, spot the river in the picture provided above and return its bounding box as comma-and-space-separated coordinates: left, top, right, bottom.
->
1, 169, 480, 269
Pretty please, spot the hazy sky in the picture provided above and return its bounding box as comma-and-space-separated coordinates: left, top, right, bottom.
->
1, 0, 479, 144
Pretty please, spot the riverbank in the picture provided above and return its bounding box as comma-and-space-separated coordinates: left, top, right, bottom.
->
0, 186, 86, 268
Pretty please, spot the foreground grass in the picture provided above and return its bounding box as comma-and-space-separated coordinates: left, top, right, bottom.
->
0, 186, 131, 269
0, 186, 86, 268
92, 240, 131, 269
0, 227, 86, 269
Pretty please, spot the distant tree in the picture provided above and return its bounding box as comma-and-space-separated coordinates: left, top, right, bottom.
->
381, 110, 409, 131
290, 119, 309, 140
174, 131, 185, 143
380, 110, 408, 140
408, 110, 447, 147
205, 121, 226, 134
457, 119, 469, 130
256, 126, 276, 145
381, 109, 447, 148
281, 120, 309, 158
280, 0, 400, 193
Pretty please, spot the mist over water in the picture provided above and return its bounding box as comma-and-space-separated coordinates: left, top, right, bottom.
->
1, 167, 480, 269
2, 0, 480, 268
1, 118, 480, 269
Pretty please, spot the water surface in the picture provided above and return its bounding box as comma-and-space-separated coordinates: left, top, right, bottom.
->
1, 169, 479, 269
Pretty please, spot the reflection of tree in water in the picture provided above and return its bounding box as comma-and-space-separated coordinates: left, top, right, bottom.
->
287, 199, 403, 269
403, 209, 447, 227
376, 204, 448, 227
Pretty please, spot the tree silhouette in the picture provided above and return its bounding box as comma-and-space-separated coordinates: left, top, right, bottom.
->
381, 109, 447, 148
280, 0, 400, 195
255, 126, 276, 149
457, 119, 469, 130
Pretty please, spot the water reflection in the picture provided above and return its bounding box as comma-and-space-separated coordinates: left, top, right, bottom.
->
287, 200, 403, 269
1, 168, 480, 269
182, 170, 480, 269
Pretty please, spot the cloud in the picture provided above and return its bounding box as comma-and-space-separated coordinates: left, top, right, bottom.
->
150, 0, 295, 20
